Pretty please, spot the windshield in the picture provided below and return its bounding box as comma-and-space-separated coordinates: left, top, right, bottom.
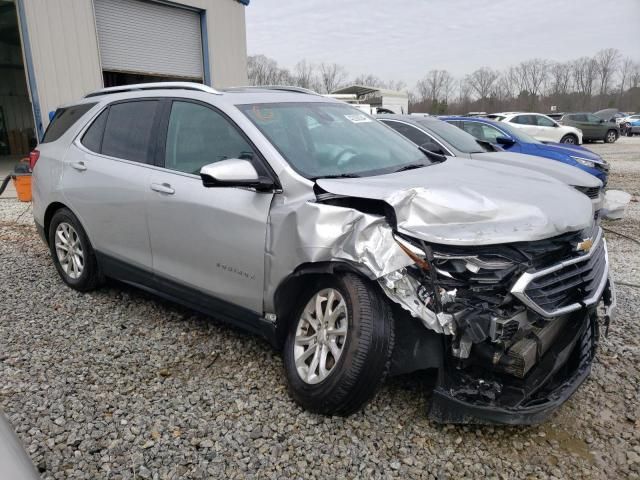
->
417, 119, 487, 154
492, 121, 542, 144
239, 102, 430, 178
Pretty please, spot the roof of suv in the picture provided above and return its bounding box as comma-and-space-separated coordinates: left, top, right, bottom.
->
71, 82, 336, 108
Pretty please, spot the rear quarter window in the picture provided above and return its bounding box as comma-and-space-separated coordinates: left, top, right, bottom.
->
81, 109, 109, 153
42, 103, 97, 143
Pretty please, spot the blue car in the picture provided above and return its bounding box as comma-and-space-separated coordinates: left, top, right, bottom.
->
441, 116, 609, 184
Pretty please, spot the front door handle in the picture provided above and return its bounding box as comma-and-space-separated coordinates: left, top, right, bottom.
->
71, 161, 87, 171
150, 182, 175, 195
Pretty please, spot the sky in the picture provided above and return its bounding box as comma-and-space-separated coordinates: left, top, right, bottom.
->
246, 0, 640, 87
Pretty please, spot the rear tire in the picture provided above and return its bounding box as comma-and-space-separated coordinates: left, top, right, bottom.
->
560, 134, 578, 144
48, 208, 101, 292
604, 130, 618, 143
283, 273, 394, 416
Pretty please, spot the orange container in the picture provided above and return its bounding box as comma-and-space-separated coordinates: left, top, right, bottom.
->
13, 174, 32, 202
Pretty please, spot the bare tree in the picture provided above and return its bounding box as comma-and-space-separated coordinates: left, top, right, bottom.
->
247, 54, 292, 85
319, 63, 347, 93
293, 60, 320, 91
618, 57, 635, 96
548, 61, 573, 96
465, 67, 500, 101
595, 48, 621, 95
525, 59, 549, 97
631, 61, 640, 89
416, 69, 454, 104
572, 56, 599, 98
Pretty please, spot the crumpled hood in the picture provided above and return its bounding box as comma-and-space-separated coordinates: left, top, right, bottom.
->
316, 158, 593, 246
533, 142, 606, 164
470, 152, 601, 188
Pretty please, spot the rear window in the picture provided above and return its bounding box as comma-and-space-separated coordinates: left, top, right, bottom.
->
101, 101, 159, 163
42, 103, 97, 143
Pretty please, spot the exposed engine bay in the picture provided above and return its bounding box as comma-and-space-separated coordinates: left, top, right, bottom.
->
377, 223, 615, 423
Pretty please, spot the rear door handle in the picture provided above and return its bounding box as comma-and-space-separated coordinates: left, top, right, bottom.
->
150, 182, 175, 195
71, 161, 87, 171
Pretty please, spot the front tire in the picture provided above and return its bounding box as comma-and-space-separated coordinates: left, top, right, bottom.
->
283, 273, 394, 416
604, 130, 618, 143
48, 208, 101, 292
560, 134, 578, 144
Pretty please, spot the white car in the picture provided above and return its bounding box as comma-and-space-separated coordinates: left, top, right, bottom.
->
488, 112, 583, 145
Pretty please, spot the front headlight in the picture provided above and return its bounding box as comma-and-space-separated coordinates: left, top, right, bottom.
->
433, 254, 514, 274
571, 156, 595, 168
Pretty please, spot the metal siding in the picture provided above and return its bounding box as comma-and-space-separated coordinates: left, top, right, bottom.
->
20, 0, 247, 129
22, 0, 103, 128
172, 0, 248, 86
94, 0, 204, 79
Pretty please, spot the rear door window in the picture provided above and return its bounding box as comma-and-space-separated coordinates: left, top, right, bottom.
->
535, 115, 555, 127
510, 115, 530, 125
382, 121, 431, 146
101, 101, 159, 163
42, 103, 97, 143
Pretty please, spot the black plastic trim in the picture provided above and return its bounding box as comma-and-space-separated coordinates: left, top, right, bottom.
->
428, 310, 598, 425
95, 252, 277, 345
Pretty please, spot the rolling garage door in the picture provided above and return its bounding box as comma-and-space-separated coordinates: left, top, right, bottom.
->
94, 0, 204, 80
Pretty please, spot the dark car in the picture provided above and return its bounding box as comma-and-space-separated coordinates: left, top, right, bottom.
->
559, 113, 619, 143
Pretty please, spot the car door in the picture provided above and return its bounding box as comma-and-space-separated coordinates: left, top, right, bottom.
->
533, 114, 560, 142
63, 100, 161, 269
146, 99, 275, 313
586, 113, 606, 139
563, 114, 585, 138
462, 121, 521, 152
509, 115, 540, 139
381, 120, 450, 155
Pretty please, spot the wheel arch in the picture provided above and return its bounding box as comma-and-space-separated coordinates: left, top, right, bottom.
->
272, 261, 376, 348
43, 202, 69, 244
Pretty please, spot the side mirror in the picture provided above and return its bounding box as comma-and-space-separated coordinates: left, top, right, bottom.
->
495, 136, 515, 146
200, 159, 274, 191
420, 141, 445, 155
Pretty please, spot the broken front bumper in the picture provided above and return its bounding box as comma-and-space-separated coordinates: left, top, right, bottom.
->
428, 279, 615, 425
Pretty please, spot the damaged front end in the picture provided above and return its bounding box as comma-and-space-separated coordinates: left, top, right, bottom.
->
379, 224, 616, 425
269, 172, 613, 425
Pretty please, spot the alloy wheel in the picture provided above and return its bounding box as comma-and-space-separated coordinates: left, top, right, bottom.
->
293, 288, 349, 384
55, 222, 84, 279
607, 131, 617, 143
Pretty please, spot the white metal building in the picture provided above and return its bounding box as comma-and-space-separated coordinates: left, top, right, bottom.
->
0, 0, 249, 159
331, 85, 409, 115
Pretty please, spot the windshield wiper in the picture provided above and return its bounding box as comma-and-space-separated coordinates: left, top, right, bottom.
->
391, 162, 430, 173
316, 173, 361, 179
418, 146, 447, 163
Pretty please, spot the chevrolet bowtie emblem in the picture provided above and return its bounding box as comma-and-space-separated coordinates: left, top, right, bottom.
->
576, 238, 594, 253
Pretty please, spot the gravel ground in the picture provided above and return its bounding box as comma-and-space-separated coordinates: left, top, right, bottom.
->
1, 138, 639, 479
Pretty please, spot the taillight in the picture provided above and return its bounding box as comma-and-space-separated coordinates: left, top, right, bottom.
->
28, 149, 40, 171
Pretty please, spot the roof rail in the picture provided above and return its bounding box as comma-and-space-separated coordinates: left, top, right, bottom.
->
85, 82, 222, 98
255, 85, 320, 95
225, 85, 320, 95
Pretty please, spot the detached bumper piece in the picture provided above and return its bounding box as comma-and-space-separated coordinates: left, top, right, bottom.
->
428, 309, 600, 425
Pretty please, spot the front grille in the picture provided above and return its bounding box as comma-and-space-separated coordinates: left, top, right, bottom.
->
574, 185, 601, 199
512, 229, 608, 317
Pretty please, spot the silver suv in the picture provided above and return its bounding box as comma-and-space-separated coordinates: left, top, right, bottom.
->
33, 82, 615, 424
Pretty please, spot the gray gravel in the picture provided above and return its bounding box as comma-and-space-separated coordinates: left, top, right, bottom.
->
1, 138, 639, 479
